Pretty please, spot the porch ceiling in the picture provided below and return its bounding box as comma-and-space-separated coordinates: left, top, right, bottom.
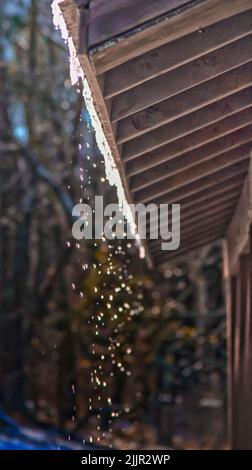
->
60, 0, 252, 265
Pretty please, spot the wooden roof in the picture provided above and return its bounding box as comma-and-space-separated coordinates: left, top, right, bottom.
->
60, 0, 252, 265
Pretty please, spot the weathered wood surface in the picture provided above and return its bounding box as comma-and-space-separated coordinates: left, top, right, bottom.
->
129, 124, 252, 189
157, 192, 239, 228
123, 89, 252, 160
222, 238, 236, 450
61, 0, 252, 263
154, 236, 223, 263
90, 0, 252, 73
134, 144, 251, 203
152, 162, 248, 206
89, 0, 191, 47
104, 10, 252, 98
223, 228, 252, 449
111, 35, 252, 122
226, 158, 252, 274
144, 176, 244, 227
116, 62, 252, 143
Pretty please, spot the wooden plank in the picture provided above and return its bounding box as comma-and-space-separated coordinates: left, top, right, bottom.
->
148, 199, 238, 249
233, 256, 249, 449
130, 125, 252, 191
159, 191, 239, 228
226, 158, 252, 275
104, 10, 252, 98
89, 0, 190, 47
91, 0, 252, 74
116, 62, 252, 143
144, 177, 244, 227
152, 208, 233, 238
123, 88, 252, 160
151, 226, 227, 255
134, 143, 251, 203
151, 221, 231, 253
222, 236, 236, 449
150, 211, 233, 257
174, 218, 230, 239
126, 108, 252, 176
153, 234, 223, 263
239, 255, 250, 449
243, 240, 252, 449
177, 210, 233, 235
158, 208, 234, 238
152, 162, 248, 206
169, 221, 229, 243
238, 253, 252, 449
111, 35, 252, 122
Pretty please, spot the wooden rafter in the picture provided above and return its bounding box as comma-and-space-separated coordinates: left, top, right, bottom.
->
59, 0, 252, 266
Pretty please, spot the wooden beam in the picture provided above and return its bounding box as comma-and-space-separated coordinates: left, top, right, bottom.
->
151, 212, 234, 248
126, 108, 252, 177
170, 221, 229, 243
178, 210, 233, 235
111, 35, 252, 122
130, 124, 252, 191
104, 10, 252, 98
149, 222, 228, 254
226, 157, 252, 275
146, 203, 237, 251
90, 0, 252, 73
154, 234, 223, 263
116, 62, 252, 143
144, 178, 243, 228
130, 125, 252, 191
135, 143, 251, 203
88, 0, 190, 48
122, 88, 252, 160
151, 226, 227, 255
222, 237, 236, 449
150, 209, 233, 251
243, 240, 252, 448
233, 256, 249, 449
158, 192, 239, 228
152, 163, 248, 207
174, 218, 230, 240
151, 221, 233, 253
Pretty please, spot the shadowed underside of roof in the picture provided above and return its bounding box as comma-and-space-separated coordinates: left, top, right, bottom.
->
60, 0, 252, 266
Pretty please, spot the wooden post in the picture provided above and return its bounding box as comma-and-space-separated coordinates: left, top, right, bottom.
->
224, 156, 252, 449
222, 239, 235, 448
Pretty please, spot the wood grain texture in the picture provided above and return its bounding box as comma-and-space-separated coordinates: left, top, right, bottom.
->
222, 239, 236, 449
134, 143, 251, 203
123, 88, 252, 160
151, 163, 248, 207
127, 108, 252, 176
226, 158, 252, 275
130, 125, 252, 191
152, 210, 233, 247
149, 201, 240, 248
158, 191, 239, 227
104, 10, 252, 98
143, 176, 245, 227
153, 234, 224, 262
151, 225, 229, 254
116, 62, 252, 143
89, 0, 190, 47
90, 0, 252, 73
111, 35, 252, 121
